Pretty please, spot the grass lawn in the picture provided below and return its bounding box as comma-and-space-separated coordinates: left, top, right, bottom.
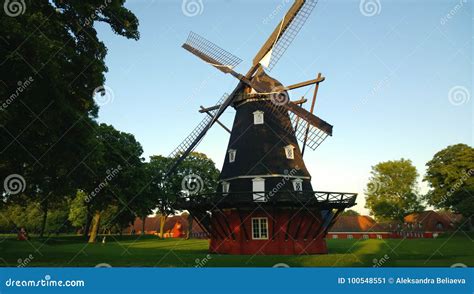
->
0, 234, 472, 267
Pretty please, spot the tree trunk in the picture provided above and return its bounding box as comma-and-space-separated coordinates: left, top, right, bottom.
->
39, 199, 49, 238
83, 205, 92, 239
141, 216, 146, 236
159, 215, 167, 238
88, 211, 101, 243
186, 213, 193, 240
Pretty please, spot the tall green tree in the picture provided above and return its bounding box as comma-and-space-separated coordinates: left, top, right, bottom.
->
0, 1, 139, 237
424, 144, 474, 230
83, 124, 144, 243
147, 152, 220, 238
365, 159, 424, 221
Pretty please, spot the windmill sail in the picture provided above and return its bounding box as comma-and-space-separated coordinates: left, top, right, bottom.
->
168, 93, 229, 164
183, 32, 242, 74
268, 100, 332, 151
251, 0, 318, 74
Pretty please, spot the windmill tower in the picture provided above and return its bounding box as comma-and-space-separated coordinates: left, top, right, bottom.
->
167, 0, 357, 255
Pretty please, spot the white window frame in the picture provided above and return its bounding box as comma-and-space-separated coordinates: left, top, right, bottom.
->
347, 234, 353, 239
284, 145, 295, 159
376, 234, 382, 239
332, 234, 338, 239
362, 234, 369, 239
253, 110, 264, 125
292, 179, 303, 191
251, 217, 269, 240
222, 181, 230, 194
228, 149, 236, 163
252, 178, 266, 202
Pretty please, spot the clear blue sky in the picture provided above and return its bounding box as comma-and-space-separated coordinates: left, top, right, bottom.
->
95, 0, 472, 214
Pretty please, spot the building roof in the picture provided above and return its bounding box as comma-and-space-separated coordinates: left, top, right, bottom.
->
403, 210, 460, 231
329, 215, 386, 232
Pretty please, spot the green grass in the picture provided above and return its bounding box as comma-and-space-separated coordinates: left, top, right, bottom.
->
0, 234, 472, 267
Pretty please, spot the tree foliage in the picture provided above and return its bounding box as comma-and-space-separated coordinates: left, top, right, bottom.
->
365, 159, 424, 221
0, 0, 140, 236
147, 152, 220, 237
341, 209, 360, 216
424, 144, 474, 228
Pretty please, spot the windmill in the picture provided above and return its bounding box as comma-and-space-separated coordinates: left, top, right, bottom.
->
168, 0, 357, 255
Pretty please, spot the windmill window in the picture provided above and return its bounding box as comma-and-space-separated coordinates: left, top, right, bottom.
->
292, 179, 303, 191
363, 234, 369, 239
347, 235, 353, 239
222, 181, 230, 194
284, 145, 295, 159
251, 217, 268, 240
228, 149, 236, 163
253, 110, 264, 125
252, 178, 266, 202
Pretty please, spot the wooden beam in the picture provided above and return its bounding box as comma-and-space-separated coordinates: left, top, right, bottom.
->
199, 104, 220, 113
302, 73, 322, 156
282, 75, 325, 91
199, 106, 231, 133
237, 208, 249, 241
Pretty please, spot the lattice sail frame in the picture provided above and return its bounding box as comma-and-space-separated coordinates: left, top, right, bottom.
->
168, 93, 229, 159
184, 32, 242, 70
290, 111, 329, 150
267, 102, 330, 151
265, 0, 318, 71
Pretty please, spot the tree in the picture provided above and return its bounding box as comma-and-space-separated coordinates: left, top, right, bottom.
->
84, 124, 144, 243
147, 152, 220, 238
424, 144, 474, 230
0, 1, 139, 237
341, 209, 360, 216
365, 159, 424, 221
135, 163, 158, 236
68, 190, 88, 233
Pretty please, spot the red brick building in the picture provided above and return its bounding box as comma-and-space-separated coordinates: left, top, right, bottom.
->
326, 211, 462, 240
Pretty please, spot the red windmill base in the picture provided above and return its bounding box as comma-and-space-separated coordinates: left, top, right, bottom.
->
209, 209, 327, 255
182, 192, 356, 255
